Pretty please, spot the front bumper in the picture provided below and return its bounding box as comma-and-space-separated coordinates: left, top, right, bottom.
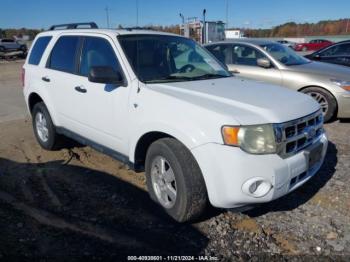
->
336, 92, 350, 118
191, 133, 328, 208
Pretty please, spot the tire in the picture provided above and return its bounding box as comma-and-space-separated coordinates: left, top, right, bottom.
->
302, 46, 308, 52
145, 138, 208, 222
301, 87, 337, 122
32, 102, 59, 150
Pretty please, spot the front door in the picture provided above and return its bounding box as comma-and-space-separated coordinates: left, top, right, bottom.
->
227, 44, 282, 86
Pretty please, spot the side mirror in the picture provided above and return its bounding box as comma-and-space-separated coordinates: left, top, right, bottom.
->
313, 54, 321, 60
88, 66, 125, 85
257, 58, 272, 68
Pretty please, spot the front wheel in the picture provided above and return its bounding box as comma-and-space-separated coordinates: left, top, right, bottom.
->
145, 138, 208, 222
301, 87, 337, 122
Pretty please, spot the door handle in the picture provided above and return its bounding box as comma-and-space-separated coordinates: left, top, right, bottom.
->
74, 86, 87, 93
42, 76, 50, 82
231, 70, 240, 74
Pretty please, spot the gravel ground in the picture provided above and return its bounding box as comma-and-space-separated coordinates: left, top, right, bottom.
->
0, 61, 349, 261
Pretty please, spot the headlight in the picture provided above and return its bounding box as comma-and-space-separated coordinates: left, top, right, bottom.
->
330, 79, 350, 91
222, 124, 276, 154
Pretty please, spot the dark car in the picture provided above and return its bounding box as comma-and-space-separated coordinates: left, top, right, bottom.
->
294, 39, 333, 52
305, 40, 350, 67
0, 38, 27, 58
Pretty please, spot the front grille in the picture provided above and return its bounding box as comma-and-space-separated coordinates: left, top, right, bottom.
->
274, 110, 324, 158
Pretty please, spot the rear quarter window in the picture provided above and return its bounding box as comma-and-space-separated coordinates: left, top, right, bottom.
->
28, 36, 52, 65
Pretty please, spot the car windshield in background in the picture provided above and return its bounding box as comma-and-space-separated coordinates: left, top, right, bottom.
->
118, 35, 231, 83
260, 43, 310, 66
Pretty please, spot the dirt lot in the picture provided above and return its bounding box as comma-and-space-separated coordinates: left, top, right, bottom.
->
0, 61, 349, 261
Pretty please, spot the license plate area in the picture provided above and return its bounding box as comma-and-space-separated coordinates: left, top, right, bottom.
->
305, 143, 323, 169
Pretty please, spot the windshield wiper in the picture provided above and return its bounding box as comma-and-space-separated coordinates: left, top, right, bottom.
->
190, 73, 231, 80
144, 75, 193, 83
144, 74, 230, 83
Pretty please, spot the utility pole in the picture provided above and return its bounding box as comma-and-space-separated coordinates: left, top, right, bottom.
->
346, 18, 349, 34
136, 0, 139, 27
179, 13, 185, 24
202, 9, 206, 44
105, 6, 110, 28
226, 0, 229, 29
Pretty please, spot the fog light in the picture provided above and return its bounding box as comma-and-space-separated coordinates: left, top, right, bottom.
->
242, 178, 272, 198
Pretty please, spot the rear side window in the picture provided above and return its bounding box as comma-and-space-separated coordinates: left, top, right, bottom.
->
79, 37, 120, 76
28, 36, 52, 65
48, 36, 80, 73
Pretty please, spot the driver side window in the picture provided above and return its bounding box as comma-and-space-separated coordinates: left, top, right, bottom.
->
321, 44, 350, 57
79, 37, 121, 77
232, 44, 266, 66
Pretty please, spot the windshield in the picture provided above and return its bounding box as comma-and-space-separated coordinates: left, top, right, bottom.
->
260, 43, 310, 66
118, 34, 231, 83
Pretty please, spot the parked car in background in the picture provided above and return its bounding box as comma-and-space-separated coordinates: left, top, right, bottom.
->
305, 40, 350, 67
0, 38, 27, 58
293, 39, 333, 52
23, 23, 328, 222
205, 39, 350, 122
276, 40, 295, 49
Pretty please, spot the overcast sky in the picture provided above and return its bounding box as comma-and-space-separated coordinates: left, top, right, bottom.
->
1, 0, 349, 29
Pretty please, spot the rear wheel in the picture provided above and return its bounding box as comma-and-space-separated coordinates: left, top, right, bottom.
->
145, 138, 208, 222
301, 87, 337, 122
32, 102, 59, 150
302, 46, 308, 52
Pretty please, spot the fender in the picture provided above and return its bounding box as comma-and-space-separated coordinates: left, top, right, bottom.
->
128, 121, 213, 163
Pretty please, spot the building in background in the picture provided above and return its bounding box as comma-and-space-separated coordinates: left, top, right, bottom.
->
225, 29, 245, 39
180, 18, 225, 44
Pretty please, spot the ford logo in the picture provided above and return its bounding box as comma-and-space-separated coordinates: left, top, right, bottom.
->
303, 126, 316, 139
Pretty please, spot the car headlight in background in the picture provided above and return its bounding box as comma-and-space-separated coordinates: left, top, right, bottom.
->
222, 125, 276, 154
330, 79, 350, 91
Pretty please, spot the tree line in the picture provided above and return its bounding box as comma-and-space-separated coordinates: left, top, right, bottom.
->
1, 18, 349, 40
243, 19, 350, 37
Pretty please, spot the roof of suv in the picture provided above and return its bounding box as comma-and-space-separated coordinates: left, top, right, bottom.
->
37, 28, 180, 38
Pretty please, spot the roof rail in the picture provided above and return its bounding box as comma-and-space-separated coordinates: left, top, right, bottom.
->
49, 22, 98, 31
124, 27, 153, 31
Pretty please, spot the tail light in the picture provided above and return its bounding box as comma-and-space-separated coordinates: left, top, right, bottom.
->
21, 68, 25, 88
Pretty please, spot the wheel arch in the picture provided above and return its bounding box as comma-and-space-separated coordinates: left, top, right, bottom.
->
28, 92, 44, 114
133, 131, 174, 172
298, 85, 338, 118
131, 125, 202, 172
27, 92, 59, 126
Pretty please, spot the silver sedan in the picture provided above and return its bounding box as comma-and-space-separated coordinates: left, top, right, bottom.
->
205, 39, 350, 122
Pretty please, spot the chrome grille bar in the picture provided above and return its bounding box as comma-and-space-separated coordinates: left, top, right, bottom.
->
274, 110, 324, 158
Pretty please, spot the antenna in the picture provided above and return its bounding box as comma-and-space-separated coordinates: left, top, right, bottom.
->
136, 0, 139, 27
226, 0, 229, 29
105, 6, 110, 28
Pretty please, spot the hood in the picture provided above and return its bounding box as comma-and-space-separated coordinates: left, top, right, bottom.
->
288, 61, 350, 79
146, 77, 319, 125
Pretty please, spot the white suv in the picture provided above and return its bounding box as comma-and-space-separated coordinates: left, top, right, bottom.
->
23, 23, 328, 222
